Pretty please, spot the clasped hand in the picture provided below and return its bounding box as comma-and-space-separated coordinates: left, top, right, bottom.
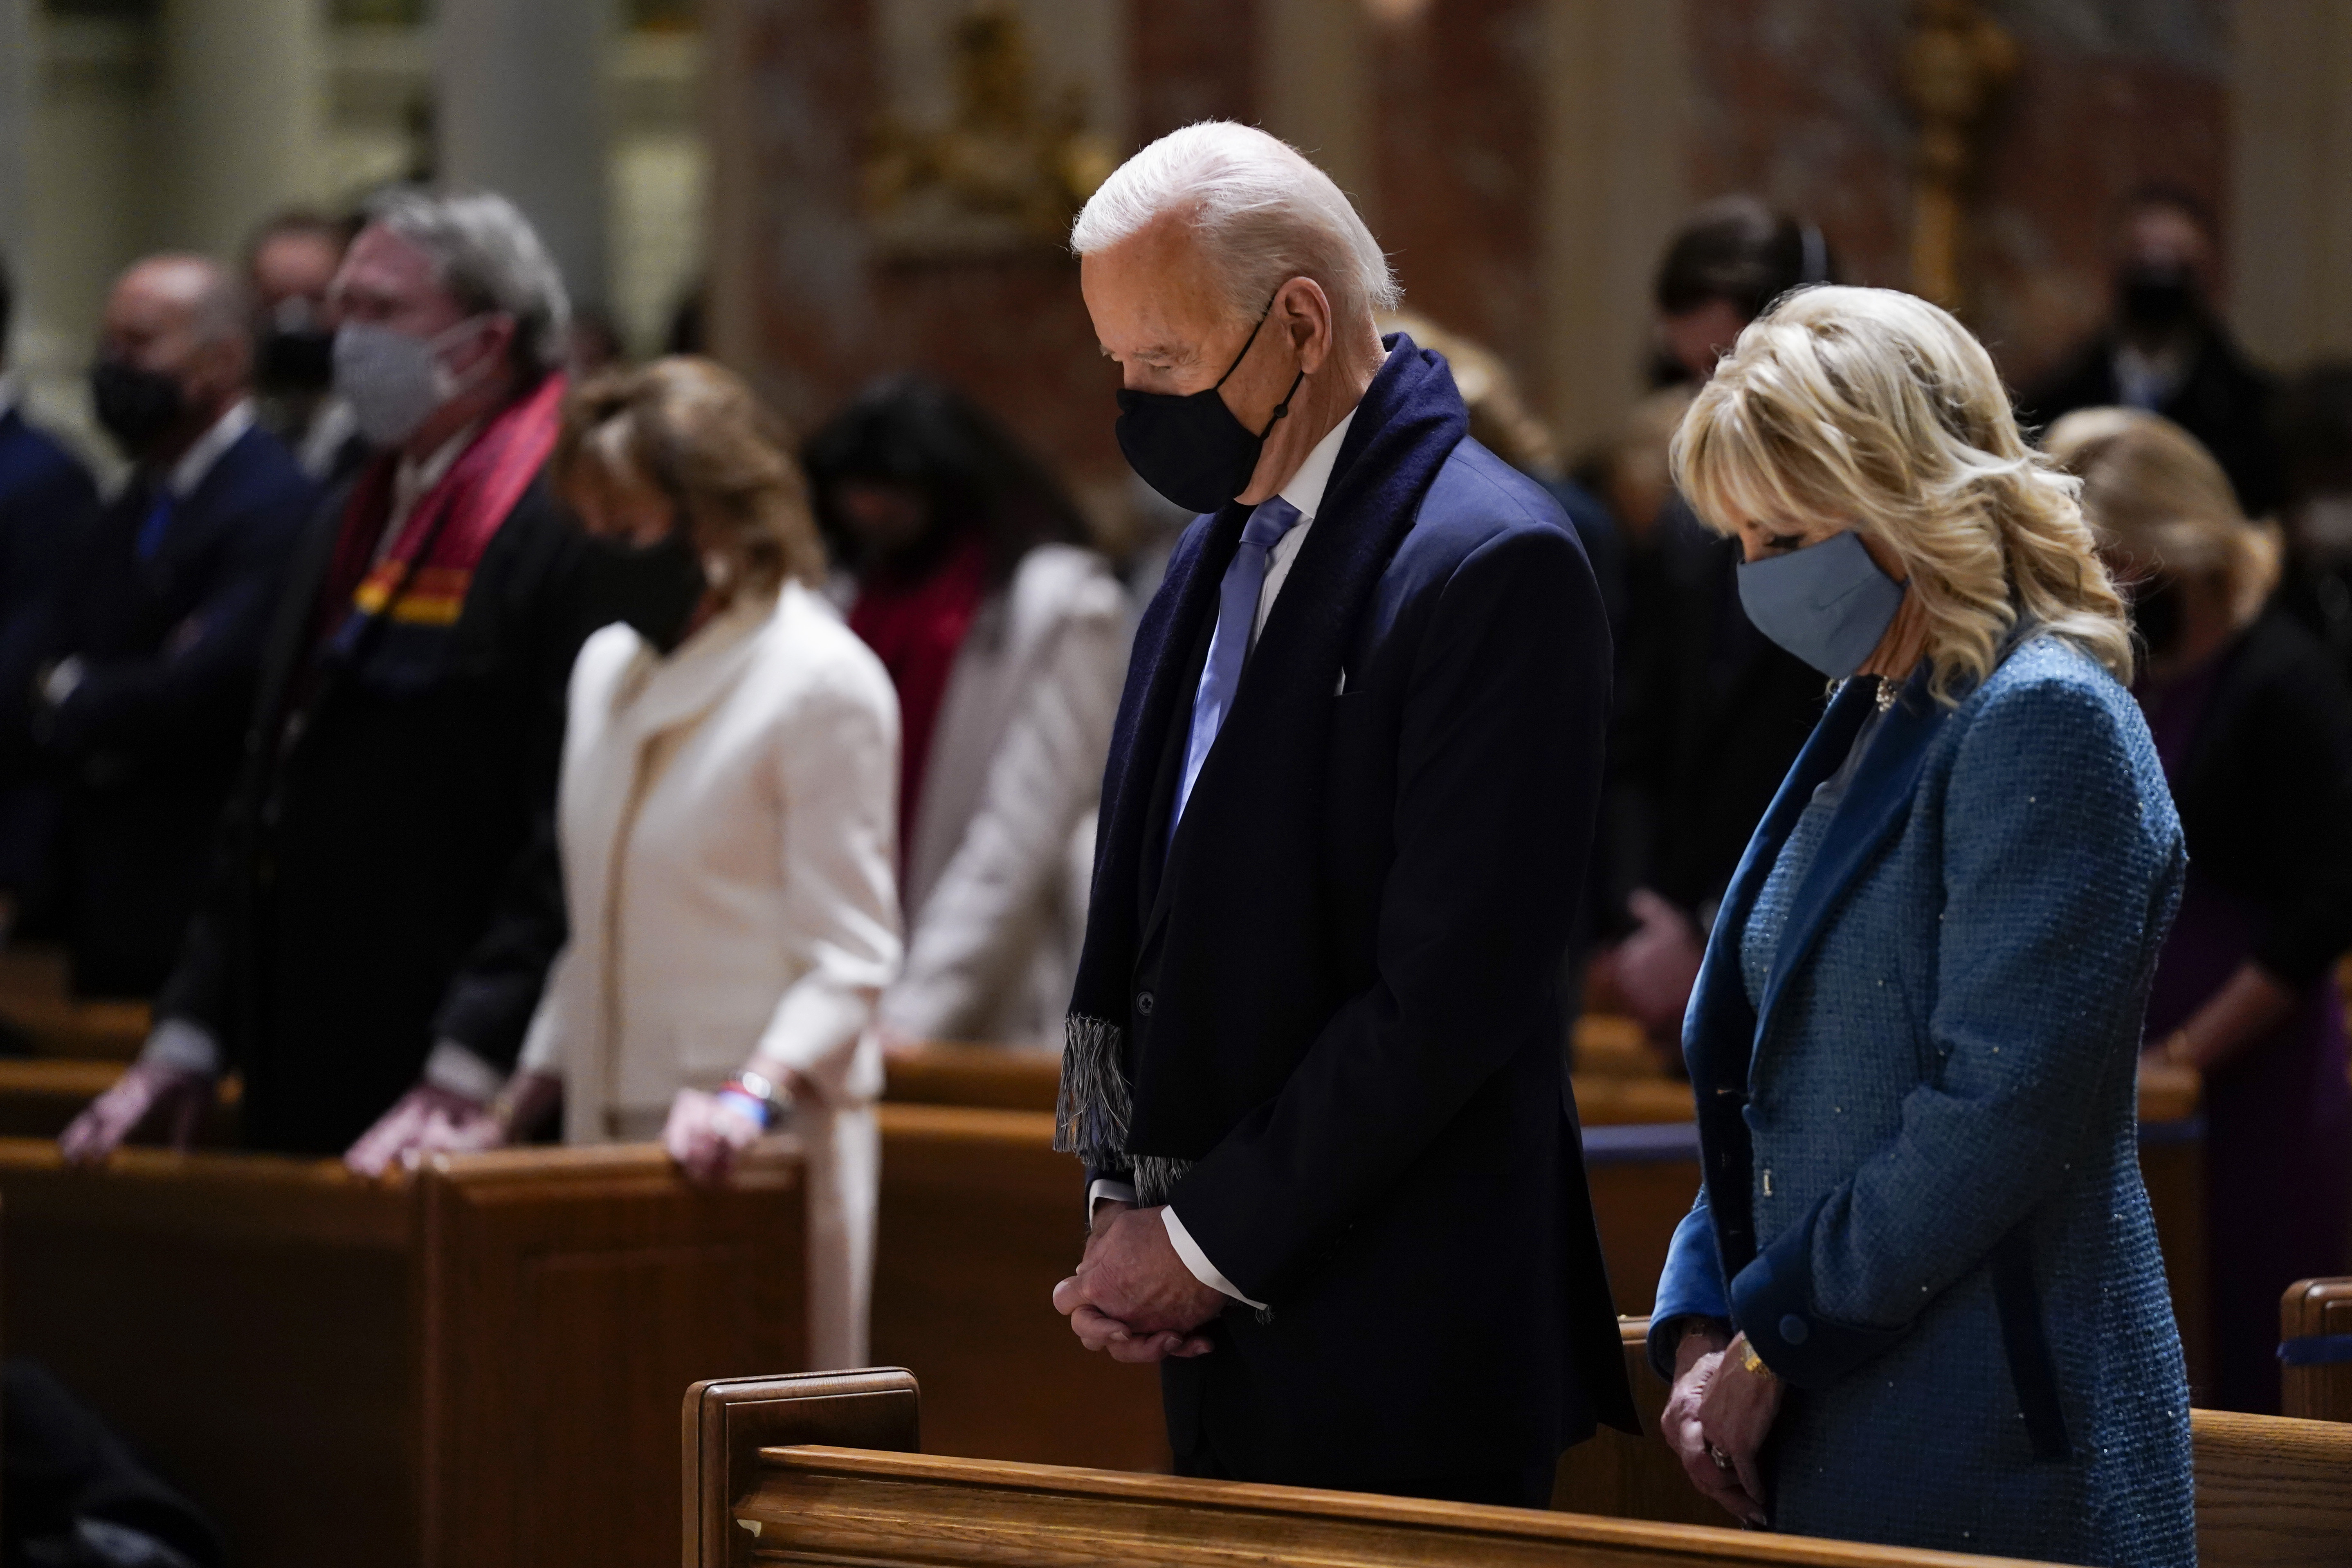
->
1662, 1324, 1784, 1528
1051, 1200, 1223, 1363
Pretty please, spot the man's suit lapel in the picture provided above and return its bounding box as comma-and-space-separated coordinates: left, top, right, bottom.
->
1750, 665, 1951, 1074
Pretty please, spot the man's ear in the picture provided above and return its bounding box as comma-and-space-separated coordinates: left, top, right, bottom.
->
465, 313, 520, 378
1280, 276, 1335, 374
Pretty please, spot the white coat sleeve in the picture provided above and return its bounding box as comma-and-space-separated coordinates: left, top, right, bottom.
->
515, 940, 582, 1077
753, 659, 904, 1105
881, 576, 1127, 1041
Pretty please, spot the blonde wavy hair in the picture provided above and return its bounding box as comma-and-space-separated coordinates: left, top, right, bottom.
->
2043, 406, 2282, 633
554, 356, 827, 594
1671, 285, 2132, 701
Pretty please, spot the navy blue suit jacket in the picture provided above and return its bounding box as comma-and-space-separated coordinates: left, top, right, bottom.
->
0, 408, 98, 892
1092, 345, 1634, 1491
46, 422, 311, 993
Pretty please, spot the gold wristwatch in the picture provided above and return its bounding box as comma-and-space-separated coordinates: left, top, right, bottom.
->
1740, 1338, 1773, 1379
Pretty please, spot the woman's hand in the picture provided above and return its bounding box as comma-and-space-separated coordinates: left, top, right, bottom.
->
2145, 960, 2296, 1074
1693, 1332, 1783, 1525
1611, 890, 1705, 1044
1663, 1320, 1770, 1526
662, 1087, 767, 1186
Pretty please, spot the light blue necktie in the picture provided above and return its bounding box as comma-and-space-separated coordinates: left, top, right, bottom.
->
1168, 496, 1303, 851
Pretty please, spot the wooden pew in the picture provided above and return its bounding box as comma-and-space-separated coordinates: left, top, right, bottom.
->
872, 1102, 1167, 1471
869, 1054, 2211, 1470
0, 944, 150, 1058
0, 1137, 806, 1568
1562, 1318, 2352, 1568
687, 1367, 2062, 1568
2281, 1276, 2352, 1422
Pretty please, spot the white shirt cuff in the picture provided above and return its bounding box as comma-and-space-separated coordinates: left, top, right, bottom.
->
422, 1040, 503, 1104
1087, 1178, 1138, 1218
139, 1017, 222, 1079
40, 656, 84, 710
1162, 1206, 1267, 1310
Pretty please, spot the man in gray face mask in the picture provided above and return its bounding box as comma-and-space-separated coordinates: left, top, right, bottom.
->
62, 189, 604, 1171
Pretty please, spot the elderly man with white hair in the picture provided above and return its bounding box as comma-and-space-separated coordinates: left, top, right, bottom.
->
1049, 122, 1635, 1503
63, 189, 613, 1167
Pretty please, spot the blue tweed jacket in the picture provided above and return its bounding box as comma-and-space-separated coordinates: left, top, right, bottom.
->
1649, 635, 2195, 1568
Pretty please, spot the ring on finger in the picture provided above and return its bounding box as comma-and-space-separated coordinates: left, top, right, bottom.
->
1705, 1442, 1734, 1473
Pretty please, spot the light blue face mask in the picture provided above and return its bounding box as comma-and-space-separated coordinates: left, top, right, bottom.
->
1735, 529, 1906, 678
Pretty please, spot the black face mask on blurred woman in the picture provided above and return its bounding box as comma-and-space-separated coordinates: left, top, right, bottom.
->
258, 326, 336, 396
595, 525, 710, 654
2130, 572, 2188, 660
89, 359, 186, 458
2117, 262, 2200, 337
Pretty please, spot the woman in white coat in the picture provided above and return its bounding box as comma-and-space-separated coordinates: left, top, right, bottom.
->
367, 357, 901, 1369
804, 378, 1126, 1049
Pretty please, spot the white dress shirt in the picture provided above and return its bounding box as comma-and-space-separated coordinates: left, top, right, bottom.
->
1089, 403, 1364, 1313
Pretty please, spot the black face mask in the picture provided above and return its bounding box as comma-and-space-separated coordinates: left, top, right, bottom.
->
596, 527, 710, 654
2117, 262, 2200, 335
1114, 302, 1306, 514
89, 359, 186, 457
2131, 572, 2187, 659
257, 327, 336, 395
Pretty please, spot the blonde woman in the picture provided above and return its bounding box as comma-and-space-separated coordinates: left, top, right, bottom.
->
1647, 288, 2191, 1566
359, 357, 901, 1369
2049, 408, 2352, 1414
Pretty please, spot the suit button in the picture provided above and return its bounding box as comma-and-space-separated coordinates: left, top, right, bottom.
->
1779, 1314, 1810, 1346
1136, 991, 1155, 1016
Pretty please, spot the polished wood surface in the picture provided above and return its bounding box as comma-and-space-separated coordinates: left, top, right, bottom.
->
0, 946, 150, 1058
2191, 1408, 2352, 1568
0, 1137, 805, 1568
2280, 1276, 2352, 1423
874, 1102, 1168, 1471
683, 1369, 921, 1568
729, 1442, 2058, 1568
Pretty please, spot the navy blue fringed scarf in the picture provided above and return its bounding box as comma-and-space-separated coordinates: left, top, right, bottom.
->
1056, 335, 1469, 1200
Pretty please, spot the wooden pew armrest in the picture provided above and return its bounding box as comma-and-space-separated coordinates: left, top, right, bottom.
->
683, 1368, 920, 1568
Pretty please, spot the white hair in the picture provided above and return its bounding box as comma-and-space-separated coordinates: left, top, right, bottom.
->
1070, 121, 1398, 328
364, 187, 571, 381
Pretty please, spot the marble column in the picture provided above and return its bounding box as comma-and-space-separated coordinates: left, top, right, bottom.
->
157, 0, 328, 259
2228, 0, 2352, 365
435, 0, 615, 309
0, 0, 28, 285
1539, 0, 1690, 455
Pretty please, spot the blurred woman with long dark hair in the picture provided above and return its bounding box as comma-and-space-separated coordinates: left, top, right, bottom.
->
805, 377, 1127, 1050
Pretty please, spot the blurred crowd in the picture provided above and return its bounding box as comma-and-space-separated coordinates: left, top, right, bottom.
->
0, 174, 2345, 1412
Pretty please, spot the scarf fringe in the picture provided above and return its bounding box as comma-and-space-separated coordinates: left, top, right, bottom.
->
1055, 1013, 1131, 1165
1054, 1018, 1197, 1207
1133, 1155, 1195, 1207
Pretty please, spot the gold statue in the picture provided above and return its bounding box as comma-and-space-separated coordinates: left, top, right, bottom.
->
1900, 0, 2017, 312
866, 3, 1119, 257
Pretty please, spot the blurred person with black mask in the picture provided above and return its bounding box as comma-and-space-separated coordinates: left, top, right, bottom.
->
2269, 364, 2352, 686
1596, 198, 1831, 1061
38, 254, 312, 998
0, 253, 99, 941
60, 190, 603, 1167
2022, 185, 2282, 519
804, 377, 1126, 1051
246, 209, 366, 484
2049, 407, 2352, 1412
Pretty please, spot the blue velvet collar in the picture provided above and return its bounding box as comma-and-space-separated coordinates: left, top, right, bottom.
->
1685, 660, 1954, 1093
